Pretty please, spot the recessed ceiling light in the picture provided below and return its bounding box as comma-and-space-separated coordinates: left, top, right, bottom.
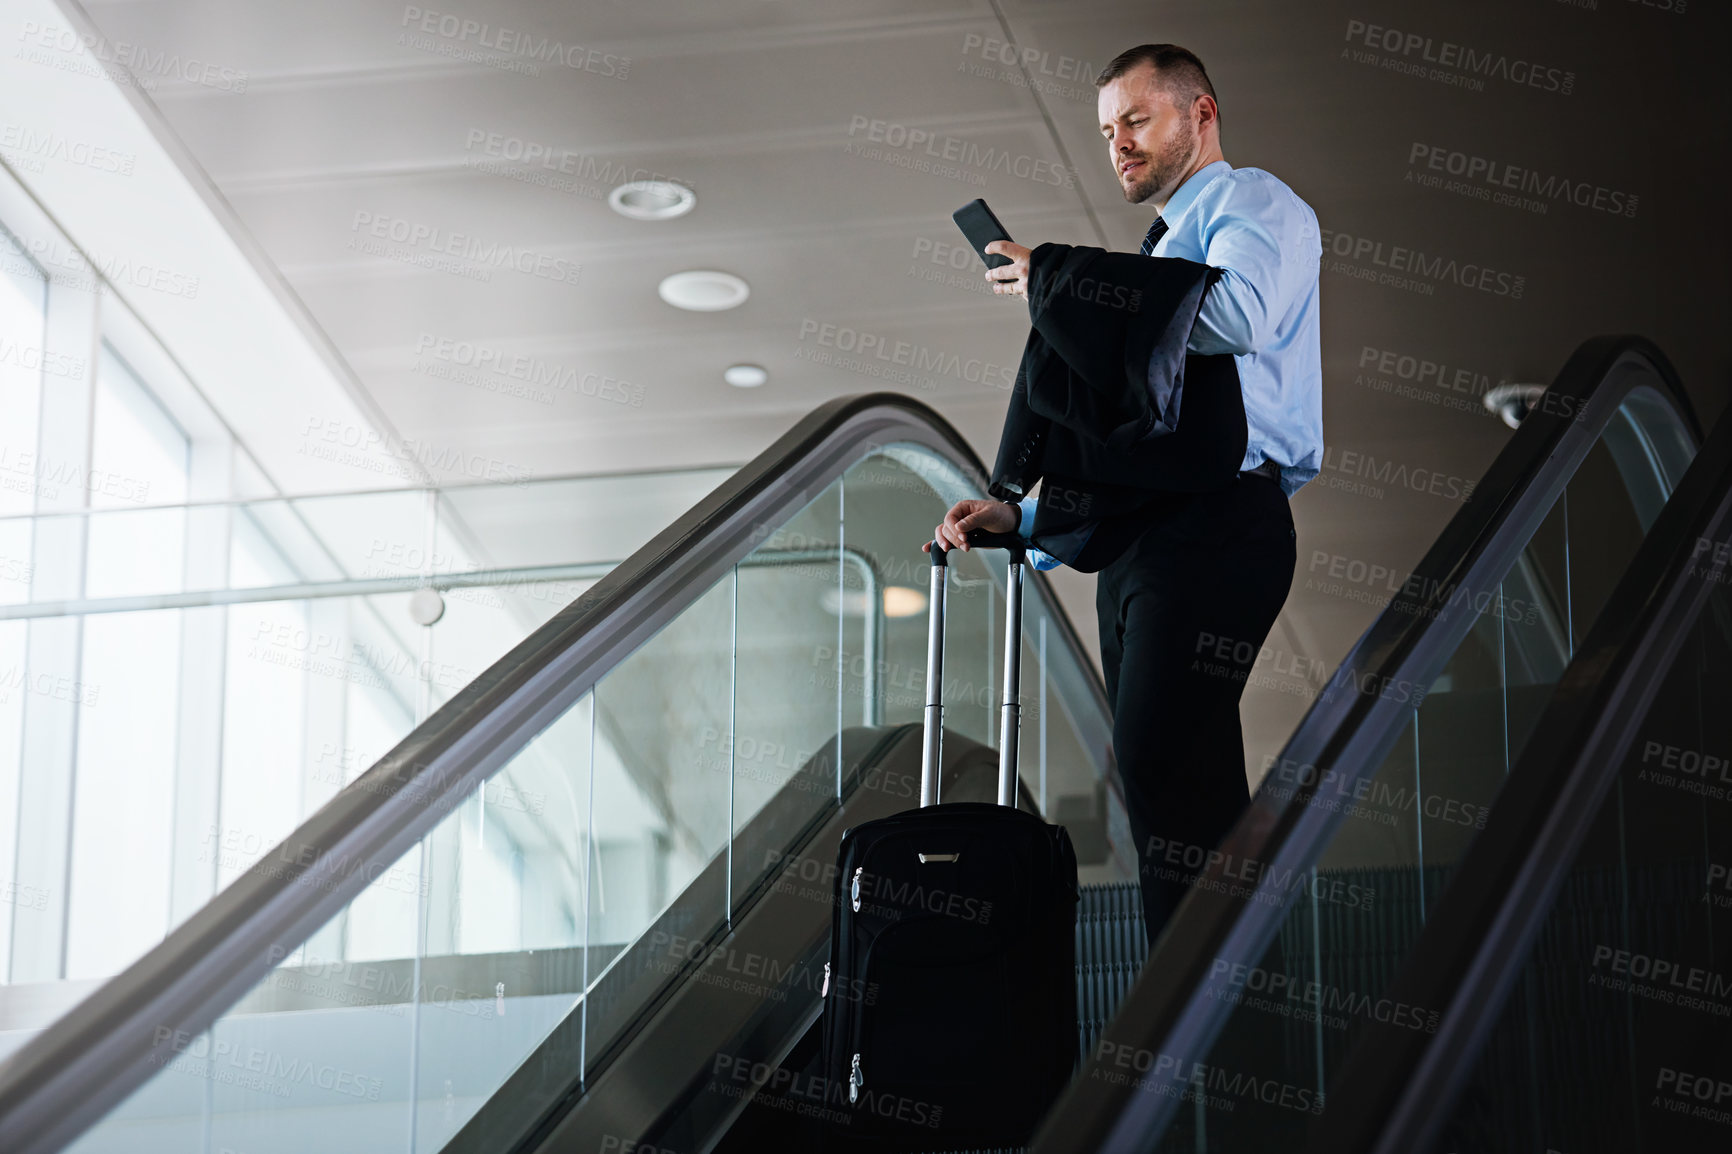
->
659, 270, 749, 312
724, 364, 768, 388
609, 180, 696, 220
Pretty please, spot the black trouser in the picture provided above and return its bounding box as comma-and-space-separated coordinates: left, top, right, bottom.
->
1095, 471, 1296, 947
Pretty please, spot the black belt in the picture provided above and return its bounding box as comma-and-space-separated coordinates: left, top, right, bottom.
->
1239, 459, 1281, 484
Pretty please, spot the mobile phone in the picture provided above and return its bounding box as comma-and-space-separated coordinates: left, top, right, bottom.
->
952, 199, 1015, 269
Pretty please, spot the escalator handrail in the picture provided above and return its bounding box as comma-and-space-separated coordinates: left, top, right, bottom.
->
1307, 398, 1732, 1152
1030, 334, 1702, 1154
0, 392, 1110, 1154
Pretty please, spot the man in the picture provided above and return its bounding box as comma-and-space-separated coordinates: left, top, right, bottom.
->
928, 44, 1322, 944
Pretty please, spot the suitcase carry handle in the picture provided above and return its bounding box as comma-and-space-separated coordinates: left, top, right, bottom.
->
922, 532, 1025, 809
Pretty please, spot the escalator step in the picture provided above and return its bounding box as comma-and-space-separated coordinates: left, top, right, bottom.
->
1074, 881, 1148, 1062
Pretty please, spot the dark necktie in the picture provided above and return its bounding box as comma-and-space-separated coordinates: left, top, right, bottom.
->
1139, 217, 1168, 256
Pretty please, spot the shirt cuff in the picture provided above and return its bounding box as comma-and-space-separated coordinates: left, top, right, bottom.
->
1016, 495, 1063, 571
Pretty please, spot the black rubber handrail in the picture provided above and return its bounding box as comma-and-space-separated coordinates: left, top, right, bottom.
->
1029, 335, 1701, 1154
1306, 398, 1732, 1153
0, 392, 1111, 1154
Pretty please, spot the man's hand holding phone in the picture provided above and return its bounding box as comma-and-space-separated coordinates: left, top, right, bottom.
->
925, 498, 1020, 554
952, 200, 1031, 300
983, 240, 1032, 298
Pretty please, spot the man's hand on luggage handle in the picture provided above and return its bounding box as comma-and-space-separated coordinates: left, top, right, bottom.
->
984, 240, 1031, 299
926, 498, 1019, 554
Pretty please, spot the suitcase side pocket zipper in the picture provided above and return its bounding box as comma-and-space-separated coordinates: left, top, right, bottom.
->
850, 867, 863, 913
849, 1052, 863, 1104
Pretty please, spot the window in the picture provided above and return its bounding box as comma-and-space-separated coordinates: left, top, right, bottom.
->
64, 348, 192, 979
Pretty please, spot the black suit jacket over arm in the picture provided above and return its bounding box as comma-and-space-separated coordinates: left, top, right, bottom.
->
988, 242, 1248, 572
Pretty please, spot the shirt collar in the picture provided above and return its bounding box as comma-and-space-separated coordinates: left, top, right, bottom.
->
1157, 159, 1232, 230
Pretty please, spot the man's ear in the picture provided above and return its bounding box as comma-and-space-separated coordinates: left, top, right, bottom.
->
1194, 94, 1220, 134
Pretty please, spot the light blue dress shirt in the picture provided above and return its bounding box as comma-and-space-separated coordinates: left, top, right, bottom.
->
1017, 159, 1323, 571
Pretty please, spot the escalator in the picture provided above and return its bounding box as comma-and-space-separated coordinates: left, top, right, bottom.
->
0, 335, 1709, 1153
1304, 372, 1732, 1152
1029, 334, 1722, 1154
0, 388, 1133, 1154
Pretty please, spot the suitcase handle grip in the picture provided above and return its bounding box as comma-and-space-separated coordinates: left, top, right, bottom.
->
929, 530, 1027, 557
964, 529, 1027, 557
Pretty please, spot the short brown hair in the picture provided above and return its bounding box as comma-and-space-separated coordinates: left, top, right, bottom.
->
1095, 44, 1217, 120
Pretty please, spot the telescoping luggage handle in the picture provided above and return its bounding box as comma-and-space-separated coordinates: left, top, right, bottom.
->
922, 530, 1026, 810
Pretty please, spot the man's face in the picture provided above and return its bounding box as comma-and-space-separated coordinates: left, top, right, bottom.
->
1098, 64, 1199, 205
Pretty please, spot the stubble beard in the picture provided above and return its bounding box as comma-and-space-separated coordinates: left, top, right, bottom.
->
1119, 120, 1199, 205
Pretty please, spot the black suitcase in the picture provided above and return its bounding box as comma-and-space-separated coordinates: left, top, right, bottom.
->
819, 532, 1079, 1148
